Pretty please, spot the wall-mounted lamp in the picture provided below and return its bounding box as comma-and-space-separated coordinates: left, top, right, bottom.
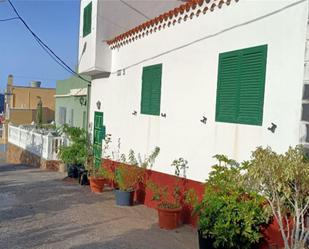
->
79, 96, 87, 106
96, 100, 101, 110
268, 123, 277, 133
200, 116, 207, 124
161, 113, 167, 118
132, 110, 137, 116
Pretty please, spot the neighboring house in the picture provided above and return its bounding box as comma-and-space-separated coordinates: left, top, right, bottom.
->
55, 75, 90, 129
0, 93, 4, 114
5, 75, 55, 125
78, 0, 309, 182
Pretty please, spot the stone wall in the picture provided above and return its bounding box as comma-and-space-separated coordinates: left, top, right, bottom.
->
7, 142, 64, 172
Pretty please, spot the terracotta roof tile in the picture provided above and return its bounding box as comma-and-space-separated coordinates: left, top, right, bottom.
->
106, 0, 239, 48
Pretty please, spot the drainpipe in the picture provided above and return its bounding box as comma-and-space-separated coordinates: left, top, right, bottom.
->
87, 80, 92, 134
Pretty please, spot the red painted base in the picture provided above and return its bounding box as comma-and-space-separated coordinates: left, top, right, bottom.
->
102, 159, 284, 248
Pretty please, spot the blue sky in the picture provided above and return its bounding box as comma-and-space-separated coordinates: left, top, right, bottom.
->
0, 0, 80, 92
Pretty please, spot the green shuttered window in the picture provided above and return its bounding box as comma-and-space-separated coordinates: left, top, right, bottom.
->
216, 45, 267, 126
83, 2, 92, 37
141, 64, 162, 116
93, 111, 105, 168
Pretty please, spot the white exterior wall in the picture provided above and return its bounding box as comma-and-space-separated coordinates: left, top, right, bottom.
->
89, 0, 308, 181
78, 0, 111, 75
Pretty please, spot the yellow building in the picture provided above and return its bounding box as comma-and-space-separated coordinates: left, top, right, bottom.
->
5, 75, 55, 125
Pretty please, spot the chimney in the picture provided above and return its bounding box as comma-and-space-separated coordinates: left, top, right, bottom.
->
7, 74, 13, 87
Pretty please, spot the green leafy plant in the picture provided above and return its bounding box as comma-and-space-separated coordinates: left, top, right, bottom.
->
115, 147, 161, 191
147, 157, 189, 209
115, 164, 145, 191
120, 147, 161, 169
138, 147, 160, 169
58, 125, 89, 166
246, 146, 309, 249
184, 188, 199, 212
36, 96, 43, 129
87, 134, 113, 178
102, 134, 112, 159
171, 157, 188, 178
198, 155, 270, 249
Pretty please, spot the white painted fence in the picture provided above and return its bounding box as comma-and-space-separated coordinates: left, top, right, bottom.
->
8, 124, 66, 160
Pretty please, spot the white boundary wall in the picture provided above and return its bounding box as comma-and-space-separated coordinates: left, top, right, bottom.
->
8, 124, 64, 161
89, 0, 308, 181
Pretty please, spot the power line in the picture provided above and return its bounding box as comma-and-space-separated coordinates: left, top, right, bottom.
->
0, 17, 19, 22
7, 0, 88, 82
120, 0, 150, 20
32, 34, 79, 79
7, 0, 74, 75
7, 0, 91, 85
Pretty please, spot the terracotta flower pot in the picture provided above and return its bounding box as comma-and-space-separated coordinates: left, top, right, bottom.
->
89, 177, 106, 193
157, 206, 182, 230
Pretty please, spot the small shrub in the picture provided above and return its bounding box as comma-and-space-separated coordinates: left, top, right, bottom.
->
59, 125, 89, 166
115, 147, 160, 191
198, 155, 270, 249
147, 157, 189, 209
246, 146, 309, 249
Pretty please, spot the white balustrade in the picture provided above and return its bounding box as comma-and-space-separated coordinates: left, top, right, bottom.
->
8, 124, 66, 161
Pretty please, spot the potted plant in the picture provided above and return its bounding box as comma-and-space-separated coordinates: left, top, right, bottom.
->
196, 155, 271, 249
183, 187, 200, 225
88, 159, 114, 193
147, 157, 188, 230
87, 134, 114, 193
114, 163, 144, 206
58, 125, 88, 179
114, 147, 160, 206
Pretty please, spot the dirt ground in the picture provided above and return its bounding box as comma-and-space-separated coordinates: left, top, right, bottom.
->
0, 164, 197, 249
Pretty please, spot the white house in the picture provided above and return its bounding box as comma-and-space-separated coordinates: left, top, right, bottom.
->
78, 0, 309, 182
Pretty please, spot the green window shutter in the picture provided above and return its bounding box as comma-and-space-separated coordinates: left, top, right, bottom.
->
94, 130, 101, 143
101, 125, 106, 140
141, 70, 152, 114
238, 45, 267, 125
83, 2, 92, 37
216, 45, 267, 126
141, 64, 162, 116
216, 51, 240, 123
93, 111, 103, 168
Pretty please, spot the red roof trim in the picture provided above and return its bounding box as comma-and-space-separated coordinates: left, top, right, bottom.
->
107, 0, 239, 48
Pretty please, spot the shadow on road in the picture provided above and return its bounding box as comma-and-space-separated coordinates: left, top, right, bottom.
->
0, 164, 197, 249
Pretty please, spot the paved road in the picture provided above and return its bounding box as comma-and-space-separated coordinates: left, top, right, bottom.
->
0, 164, 197, 249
